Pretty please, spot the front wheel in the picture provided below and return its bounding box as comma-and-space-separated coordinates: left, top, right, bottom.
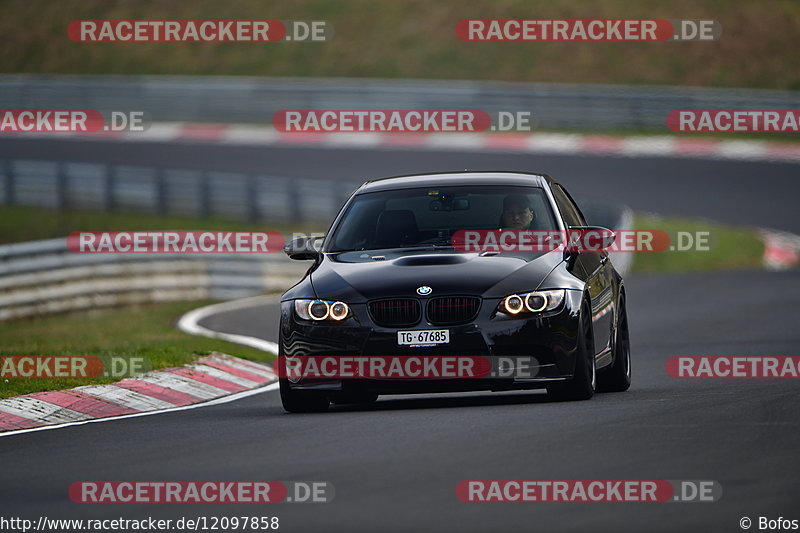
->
279, 378, 330, 413
597, 294, 631, 392
548, 299, 595, 401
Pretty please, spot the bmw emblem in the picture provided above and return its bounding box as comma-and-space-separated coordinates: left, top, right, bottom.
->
416, 286, 432, 296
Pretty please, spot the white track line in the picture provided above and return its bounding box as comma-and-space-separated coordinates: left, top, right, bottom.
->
177, 295, 281, 354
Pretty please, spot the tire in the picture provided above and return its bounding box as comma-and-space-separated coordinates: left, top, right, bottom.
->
330, 392, 379, 405
548, 299, 595, 401
279, 377, 330, 413
597, 294, 631, 392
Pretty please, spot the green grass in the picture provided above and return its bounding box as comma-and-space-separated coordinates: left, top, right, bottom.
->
1, 0, 800, 90
631, 214, 765, 272
0, 300, 275, 399
0, 205, 325, 245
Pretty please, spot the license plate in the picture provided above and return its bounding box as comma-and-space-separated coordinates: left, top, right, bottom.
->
397, 329, 450, 346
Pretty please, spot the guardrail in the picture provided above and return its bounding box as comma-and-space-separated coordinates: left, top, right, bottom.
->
1, 159, 362, 225
2, 75, 798, 130
0, 237, 308, 320
0, 150, 631, 321
0, 156, 628, 230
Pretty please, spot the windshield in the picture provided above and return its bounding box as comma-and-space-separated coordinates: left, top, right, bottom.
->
326, 185, 557, 253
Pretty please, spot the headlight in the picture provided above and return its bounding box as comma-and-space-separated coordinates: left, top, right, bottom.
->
294, 299, 351, 321
503, 294, 524, 315
498, 289, 565, 316
329, 301, 349, 320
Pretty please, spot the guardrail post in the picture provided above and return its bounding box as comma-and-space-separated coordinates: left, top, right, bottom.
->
155, 168, 167, 215
3, 160, 14, 205
289, 178, 302, 225
247, 175, 259, 222
105, 165, 116, 211
632, 97, 643, 129
56, 162, 68, 210
199, 171, 210, 218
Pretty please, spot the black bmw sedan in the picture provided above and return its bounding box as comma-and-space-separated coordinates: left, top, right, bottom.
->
278, 171, 631, 412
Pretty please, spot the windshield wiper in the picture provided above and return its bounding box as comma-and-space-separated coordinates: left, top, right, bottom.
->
332, 243, 455, 253
395, 243, 455, 251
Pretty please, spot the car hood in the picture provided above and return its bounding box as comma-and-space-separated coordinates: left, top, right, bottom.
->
310, 250, 564, 302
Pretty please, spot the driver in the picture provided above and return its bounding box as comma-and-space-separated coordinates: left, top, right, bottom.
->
500, 194, 535, 230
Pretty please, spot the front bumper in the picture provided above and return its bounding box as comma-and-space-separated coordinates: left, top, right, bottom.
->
279, 290, 583, 394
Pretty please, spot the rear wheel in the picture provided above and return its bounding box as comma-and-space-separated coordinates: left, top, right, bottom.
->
548, 299, 595, 401
597, 294, 631, 392
279, 377, 330, 413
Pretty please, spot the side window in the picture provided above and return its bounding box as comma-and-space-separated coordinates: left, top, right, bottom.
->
551, 185, 586, 227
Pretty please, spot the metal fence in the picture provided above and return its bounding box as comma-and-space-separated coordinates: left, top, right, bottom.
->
0, 208, 631, 324
0, 207, 631, 321
1, 159, 362, 225
2, 75, 799, 130
0, 157, 630, 228
0, 237, 308, 320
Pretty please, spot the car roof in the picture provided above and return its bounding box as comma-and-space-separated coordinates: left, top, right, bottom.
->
357, 171, 555, 193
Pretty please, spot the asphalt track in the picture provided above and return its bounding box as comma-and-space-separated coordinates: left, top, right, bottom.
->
1, 269, 799, 532
1, 139, 799, 532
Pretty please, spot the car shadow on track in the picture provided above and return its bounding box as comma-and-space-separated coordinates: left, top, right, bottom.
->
266, 390, 564, 415
266, 386, 638, 415
333, 391, 553, 413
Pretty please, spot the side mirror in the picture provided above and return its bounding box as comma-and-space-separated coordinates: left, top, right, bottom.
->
565, 226, 616, 255
284, 236, 324, 260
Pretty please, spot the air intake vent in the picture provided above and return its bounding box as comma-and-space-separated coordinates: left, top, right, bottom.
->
369, 299, 421, 327
427, 296, 480, 325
